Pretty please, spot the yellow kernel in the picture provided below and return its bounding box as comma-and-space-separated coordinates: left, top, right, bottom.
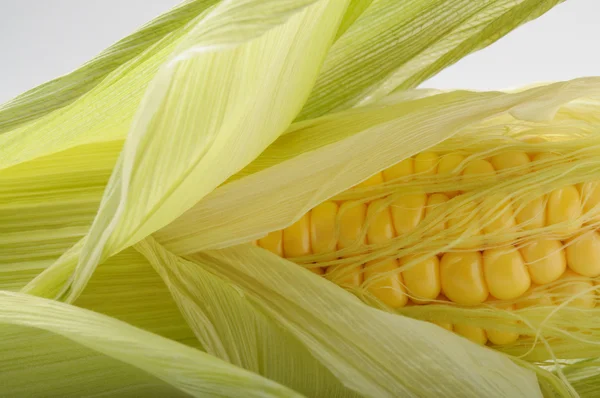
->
390, 193, 427, 235
338, 201, 367, 249
364, 199, 407, 307
438, 153, 466, 175
440, 251, 488, 305
483, 247, 531, 300
425, 193, 450, 235
565, 231, 600, 277
355, 172, 384, 188
414, 152, 439, 175
578, 181, 600, 223
546, 185, 582, 235
487, 326, 519, 345
480, 194, 516, 236
454, 324, 487, 345
364, 258, 408, 308
307, 266, 324, 275
258, 230, 283, 257
326, 263, 362, 288
490, 150, 530, 173
463, 159, 496, 178
514, 195, 546, 230
366, 200, 395, 244
520, 239, 566, 284
446, 201, 482, 249
329, 201, 365, 287
310, 201, 338, 257
432, 321, 453, 331
383, 158, 414, 182
438, 153, 466, 197
401, 255, 441, 302
485, 303, 519, 345
551, 271, 596, 309
283, 213, 311, 258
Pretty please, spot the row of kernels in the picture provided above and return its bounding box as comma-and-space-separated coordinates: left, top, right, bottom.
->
257, 197, 600, 305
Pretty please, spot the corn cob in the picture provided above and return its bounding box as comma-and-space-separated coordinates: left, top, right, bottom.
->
254, 140, 600, 346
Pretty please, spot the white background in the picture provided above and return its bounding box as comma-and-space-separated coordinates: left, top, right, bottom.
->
0, 0, 598, 104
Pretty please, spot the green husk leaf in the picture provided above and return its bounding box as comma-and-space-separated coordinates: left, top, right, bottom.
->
74, 247, 199, 347
1, 324, 189, 397
0, 0, 219, 133
0, 141, 120, 290
0, 0, 563, 171
0, 4, 212, 170
0, 291, 303, 397
156, 78, 600, 255
154, 240, 542, 397
135, 237, 358, 397
297, 0, 565, 120
44, 0, 349, 302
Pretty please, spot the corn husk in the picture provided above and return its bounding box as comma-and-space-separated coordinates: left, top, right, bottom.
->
3, 0, 595, 397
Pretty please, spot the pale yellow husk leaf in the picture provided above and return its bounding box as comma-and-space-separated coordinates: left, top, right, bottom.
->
0, 291, 303, 397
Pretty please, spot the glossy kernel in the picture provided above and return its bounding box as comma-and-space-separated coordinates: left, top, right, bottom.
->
310, 201, 338, 257
366, 200, 395, 244
355, 172, 384, 188
258, 230, 283, 257
440, 251, 488, 305
454, 324, 487, 345
383, 158, 414, 182
364, 258, 408, 308
481, 195, 516, 235
546, 185, 582, 235
414, 152, 439, 175
483, 247, 531, 300
425, 193, 450, 235
401, 255, 441, 302
338, 201, 367, 249
390, 193, 427, 235
438, 153, 466, 197
463, 159, 496, 176
334, 201, 366, 286
490, 150, 530, 174
438, 153, 466, 175
515, 195, 546, 231
565, 231, 600, 277
486, 304, 519, 345
578, 181, 600, 223
365, 200, 407, 307
446, 201, 482, 249
283, 213, 311, 258
520, 239, 566, 284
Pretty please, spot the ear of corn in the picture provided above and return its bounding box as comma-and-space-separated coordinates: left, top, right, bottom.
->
4, 0, 600, 397
253, 130, 600, 350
